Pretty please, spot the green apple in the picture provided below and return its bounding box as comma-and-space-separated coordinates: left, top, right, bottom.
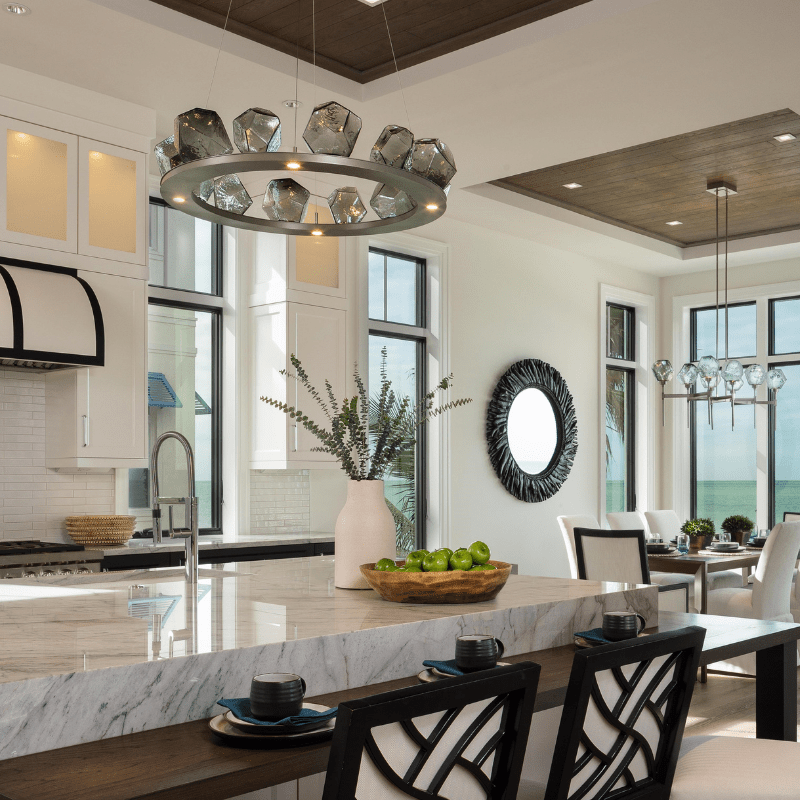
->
375, 558, 397, 571
436, 548, 453, 561
405, 549, 429, 570
468, 540, 491, 565
471, 564, 497, 571
400, 565, 422, 572
449, 548, 473, 571
422, 550, 450, 572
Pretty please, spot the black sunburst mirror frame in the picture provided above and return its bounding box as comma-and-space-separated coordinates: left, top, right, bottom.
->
486, 359, 578, 502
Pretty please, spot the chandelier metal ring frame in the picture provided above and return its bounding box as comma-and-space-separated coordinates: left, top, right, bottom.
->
160, 151, 447, 236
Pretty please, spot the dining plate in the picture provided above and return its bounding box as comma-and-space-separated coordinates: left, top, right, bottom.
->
209, 710, 336, 747
223, 703, 332, 735
418, 662, 512, 683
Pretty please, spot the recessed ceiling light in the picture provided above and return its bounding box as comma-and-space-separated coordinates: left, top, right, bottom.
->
666, 220, 683, 226
774, 133, 796, 143
283, 100, 302, 109
5, 3, 31, 14
563, 182, 582, 189
355, 0, 388, 6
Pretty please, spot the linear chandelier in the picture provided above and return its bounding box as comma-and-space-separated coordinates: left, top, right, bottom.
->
651, 180, 787, 430
154, 1, 454, 237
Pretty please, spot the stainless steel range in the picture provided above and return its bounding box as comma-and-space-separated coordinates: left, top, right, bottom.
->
0, 541, 104, 579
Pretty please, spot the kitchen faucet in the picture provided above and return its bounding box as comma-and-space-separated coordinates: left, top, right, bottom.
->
150, 431, 199, 585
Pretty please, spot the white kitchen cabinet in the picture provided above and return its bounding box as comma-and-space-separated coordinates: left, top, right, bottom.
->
46, 272, 148, 469
78, 138, 147, 267
0, 116, 78, 254
251, 302, 346, 469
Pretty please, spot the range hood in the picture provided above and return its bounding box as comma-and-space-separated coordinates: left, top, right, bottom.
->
0, 258, 104, 370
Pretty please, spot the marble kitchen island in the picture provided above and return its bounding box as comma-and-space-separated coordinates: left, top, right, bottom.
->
0, 556, 658, 760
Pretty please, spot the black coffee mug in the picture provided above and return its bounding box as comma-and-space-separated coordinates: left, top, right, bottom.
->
455, 633, 505, 672
250, 673, 307, 721
602, 611, 646, 642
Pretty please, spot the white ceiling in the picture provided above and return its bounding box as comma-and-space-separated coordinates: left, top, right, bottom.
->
2, 0, 799, 275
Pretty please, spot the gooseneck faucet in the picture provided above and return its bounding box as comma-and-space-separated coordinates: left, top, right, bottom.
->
150, 431, 199, 586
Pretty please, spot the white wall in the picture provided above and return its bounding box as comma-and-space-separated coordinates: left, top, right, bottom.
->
657, 255, 800, 510
408, 217, 660, 578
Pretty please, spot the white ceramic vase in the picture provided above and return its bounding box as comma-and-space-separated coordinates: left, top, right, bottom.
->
335, 479, 396, 589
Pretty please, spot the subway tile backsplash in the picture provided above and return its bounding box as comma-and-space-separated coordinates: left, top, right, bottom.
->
0, 369, 114, 543
250, 469, 310, 535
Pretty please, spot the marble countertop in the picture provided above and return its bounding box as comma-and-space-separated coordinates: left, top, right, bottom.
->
93, 530, 334, 556
0, 556, 657, 760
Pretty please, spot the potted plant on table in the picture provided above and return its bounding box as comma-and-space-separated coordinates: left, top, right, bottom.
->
721, 514, 754, 546
680, 518, 715, 552
260, 350, 471, 589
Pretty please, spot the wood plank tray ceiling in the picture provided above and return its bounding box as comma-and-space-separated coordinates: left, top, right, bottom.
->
147, 0, 591, 83
493, 109, 800, 247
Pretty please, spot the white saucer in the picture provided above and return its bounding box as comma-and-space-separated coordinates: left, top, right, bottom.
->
223, 702, 331, 735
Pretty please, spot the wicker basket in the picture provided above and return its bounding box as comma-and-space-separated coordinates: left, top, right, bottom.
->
65, 515, 136, 547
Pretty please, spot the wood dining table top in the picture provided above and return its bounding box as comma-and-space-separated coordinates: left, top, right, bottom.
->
0, 611, 797, 800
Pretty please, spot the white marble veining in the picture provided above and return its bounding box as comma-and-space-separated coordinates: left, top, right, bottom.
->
92, 530, 334, 556
0, 557, 657, 760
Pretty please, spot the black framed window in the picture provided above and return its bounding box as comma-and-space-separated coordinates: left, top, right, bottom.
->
128, 200, 223, 534
770, 296, 800, 356
148, 198, 222, 296
689, 302, 758, 530
769, 360, 800, 526
606, 303, 634, 361
368, 249, 427, 554
604, 303, 636, 512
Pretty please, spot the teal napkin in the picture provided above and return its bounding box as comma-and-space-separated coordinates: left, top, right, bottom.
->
423, 659, 463, 676
574, 628, 613, 645
217, 698, 337, 727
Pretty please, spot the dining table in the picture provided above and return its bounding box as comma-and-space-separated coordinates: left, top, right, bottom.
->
0, 611, 796, 800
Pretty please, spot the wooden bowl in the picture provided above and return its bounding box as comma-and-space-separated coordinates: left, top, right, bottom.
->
359, 560, 512, 604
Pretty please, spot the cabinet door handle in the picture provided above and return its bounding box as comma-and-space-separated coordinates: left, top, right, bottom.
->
82, 415, 89, 447
291, 423, 298, 453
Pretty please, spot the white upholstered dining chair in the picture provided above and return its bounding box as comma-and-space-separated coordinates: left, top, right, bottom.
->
556, 515, 599, 579
573, 528, 689, 612
706, 521, 800, 674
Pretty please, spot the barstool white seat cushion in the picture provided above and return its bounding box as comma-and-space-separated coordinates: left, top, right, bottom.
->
556, 515, 599, 580
672, 736, 800, 800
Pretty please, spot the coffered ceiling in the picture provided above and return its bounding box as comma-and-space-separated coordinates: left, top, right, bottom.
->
493, 109, 800, 247
146, 0, 591, 83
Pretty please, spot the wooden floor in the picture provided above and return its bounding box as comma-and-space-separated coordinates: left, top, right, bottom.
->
687, 667, 800, 739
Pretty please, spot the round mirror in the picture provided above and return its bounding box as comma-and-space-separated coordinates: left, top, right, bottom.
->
486, 358, 578, 503
507, 388, 558, 475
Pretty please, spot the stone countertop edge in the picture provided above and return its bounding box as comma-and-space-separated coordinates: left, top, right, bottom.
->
0, 582, 658, 761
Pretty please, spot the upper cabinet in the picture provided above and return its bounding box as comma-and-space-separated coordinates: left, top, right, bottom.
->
78, 138, 147, 267
0, 115, 149, 279
0, 118, 78, 254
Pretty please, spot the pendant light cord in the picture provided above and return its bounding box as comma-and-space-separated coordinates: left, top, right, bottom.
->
725, 191, 729, 362
381, 2, 411, 130
294, 0, 301, 149
206, 0, 234, 108
715, 189, 719, 362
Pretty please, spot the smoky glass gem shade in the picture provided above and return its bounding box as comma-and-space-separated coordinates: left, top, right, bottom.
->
371, 125, 414, 168
745, 364, 766, 386
303, 101, 362, 157
198, 174, 252, 215
370, 183, 417, 219
652, 360, 673, 382
698, 355, 721, 379
767, 368, 787, 390
721, 359, 744, 382
233, 108, 281, 153
262, 178, 310, 223
154, 135, 183, 177
327, 186, 366, 224
678, 363, 699, 386
404, 138, 457, 189
175, 108, 233, 163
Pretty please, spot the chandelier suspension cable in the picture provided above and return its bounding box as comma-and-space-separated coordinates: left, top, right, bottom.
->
725, 188, 729, 362
382, 2, 412, 130
715, 188, 720, 363
293, 0, 301, 150
206, 0, 235, 108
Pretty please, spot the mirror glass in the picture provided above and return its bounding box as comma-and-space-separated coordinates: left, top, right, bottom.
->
507, 388, 558, 475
